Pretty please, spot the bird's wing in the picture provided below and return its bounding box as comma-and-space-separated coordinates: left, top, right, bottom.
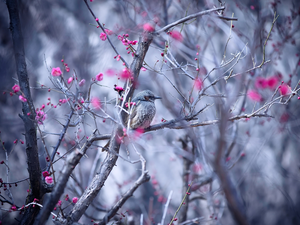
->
129, 105, 137, 120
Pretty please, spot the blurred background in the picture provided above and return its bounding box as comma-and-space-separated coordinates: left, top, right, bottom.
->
0, 0, 300, 224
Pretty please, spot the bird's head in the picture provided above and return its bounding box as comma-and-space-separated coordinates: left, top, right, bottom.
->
133, 90, 161, 102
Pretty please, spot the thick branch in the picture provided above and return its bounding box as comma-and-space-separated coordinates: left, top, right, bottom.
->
214, 105, 249, 225
67, 126, 123, 223
6, 0, 42, 224
34, 131, 98, 225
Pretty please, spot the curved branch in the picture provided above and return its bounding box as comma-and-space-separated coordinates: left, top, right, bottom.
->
155, 7, 228, 34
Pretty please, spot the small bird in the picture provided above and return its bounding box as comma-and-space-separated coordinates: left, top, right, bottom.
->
102, 90, 161, 152
123, 90, 161, 129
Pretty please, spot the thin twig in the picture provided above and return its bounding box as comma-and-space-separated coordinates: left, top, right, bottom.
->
259, 12, 279, 68
82, 0, 129, 68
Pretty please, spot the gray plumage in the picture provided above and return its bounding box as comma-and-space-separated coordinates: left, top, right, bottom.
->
124, 90, 161, 129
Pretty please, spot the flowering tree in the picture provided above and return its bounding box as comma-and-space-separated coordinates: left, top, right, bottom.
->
1, 0, 300, 225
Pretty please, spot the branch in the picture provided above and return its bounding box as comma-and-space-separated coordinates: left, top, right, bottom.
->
46, 110, 74, 172
259, 12, 279, 68
214, 104, 249, 225
67, 126, 123, 223
144, 113, 272, 132
155, 7, 226, 34
83, 0, 129, 68
99, 171, 150, 224
34, 130, 98, 225
6, 0, 42, 224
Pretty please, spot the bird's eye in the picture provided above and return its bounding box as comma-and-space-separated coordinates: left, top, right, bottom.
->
144, 96, 150, 101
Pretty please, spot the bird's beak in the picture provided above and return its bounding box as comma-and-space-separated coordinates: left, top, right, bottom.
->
154, 96, 162, 99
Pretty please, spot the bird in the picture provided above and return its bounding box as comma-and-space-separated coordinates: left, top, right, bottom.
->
102, 90, 161, 152
123, 90, 161, 129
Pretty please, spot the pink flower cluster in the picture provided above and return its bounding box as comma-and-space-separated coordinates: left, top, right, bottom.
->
36, 109, 47, 125
125, 101, 136, 108
255, 76, 278, 89
117, 34, 138, 46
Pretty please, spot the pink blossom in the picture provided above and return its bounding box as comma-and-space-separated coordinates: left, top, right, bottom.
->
143, 23, 155, 32
106, 68, 116, 76
42, 171, 50, 178
96, 73, 103, 81
114, 86, 124, 92
247, 90, 262, 102
19, 95, 27, 102
192, 163, 202, 172
100, 33, 107, 41
255, 77, 268, 89
45, 176, 53, 184
279, 84, 291, 95
12, 84, 20, 93
35, 110, 47, 124
141, 11, 147, 18
91, 97, 101, 109
133, 128, 144, 139
11, 205, 17, 211
72, 197, 78, 204
280, 113, 289, 123
267, 76, 278, 89
57, 200, 62, 206
67, 77, 73, 84
194, 79, 203, 90
51, 67, 62, 76
40, 104, 45, 110
79, 79, 85, 87
169, 30, 183, 42
141, 67, 147, 71
198, 67, 207, 75
95, 17, 99, 21
104, 29, 113, 35
120, 68, 132, 80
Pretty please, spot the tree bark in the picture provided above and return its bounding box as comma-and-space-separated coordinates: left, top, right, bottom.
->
6, 0, 42, 224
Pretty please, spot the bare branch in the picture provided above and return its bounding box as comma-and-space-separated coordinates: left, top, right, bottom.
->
155, 7, 226, 34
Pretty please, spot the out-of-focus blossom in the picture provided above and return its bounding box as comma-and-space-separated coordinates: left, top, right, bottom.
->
12, 84, 20, 93
247, 90, 262, 102
51, 67, 62, 76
